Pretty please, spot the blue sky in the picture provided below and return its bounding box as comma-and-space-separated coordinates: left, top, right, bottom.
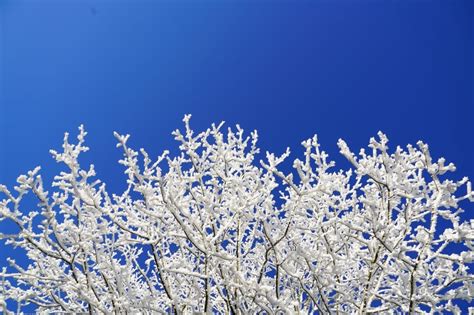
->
1, 0, 472, 188
0, 0, 473, 311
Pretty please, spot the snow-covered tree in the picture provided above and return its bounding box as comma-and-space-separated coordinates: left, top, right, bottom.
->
1, 116, 473, 314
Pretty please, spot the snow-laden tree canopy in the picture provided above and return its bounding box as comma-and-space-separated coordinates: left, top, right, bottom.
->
1, 116, 473, 314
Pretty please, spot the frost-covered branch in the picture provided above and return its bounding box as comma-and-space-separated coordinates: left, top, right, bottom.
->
0, 117, 473, 314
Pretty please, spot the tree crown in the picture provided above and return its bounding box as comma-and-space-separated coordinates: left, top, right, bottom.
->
1, 116, 473, 314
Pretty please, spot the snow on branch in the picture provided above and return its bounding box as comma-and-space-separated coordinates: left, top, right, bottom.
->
0, 118, 473, 314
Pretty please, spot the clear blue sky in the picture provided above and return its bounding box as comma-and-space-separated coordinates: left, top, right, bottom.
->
1, 0, 473, 185
0, 0, 473, 311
